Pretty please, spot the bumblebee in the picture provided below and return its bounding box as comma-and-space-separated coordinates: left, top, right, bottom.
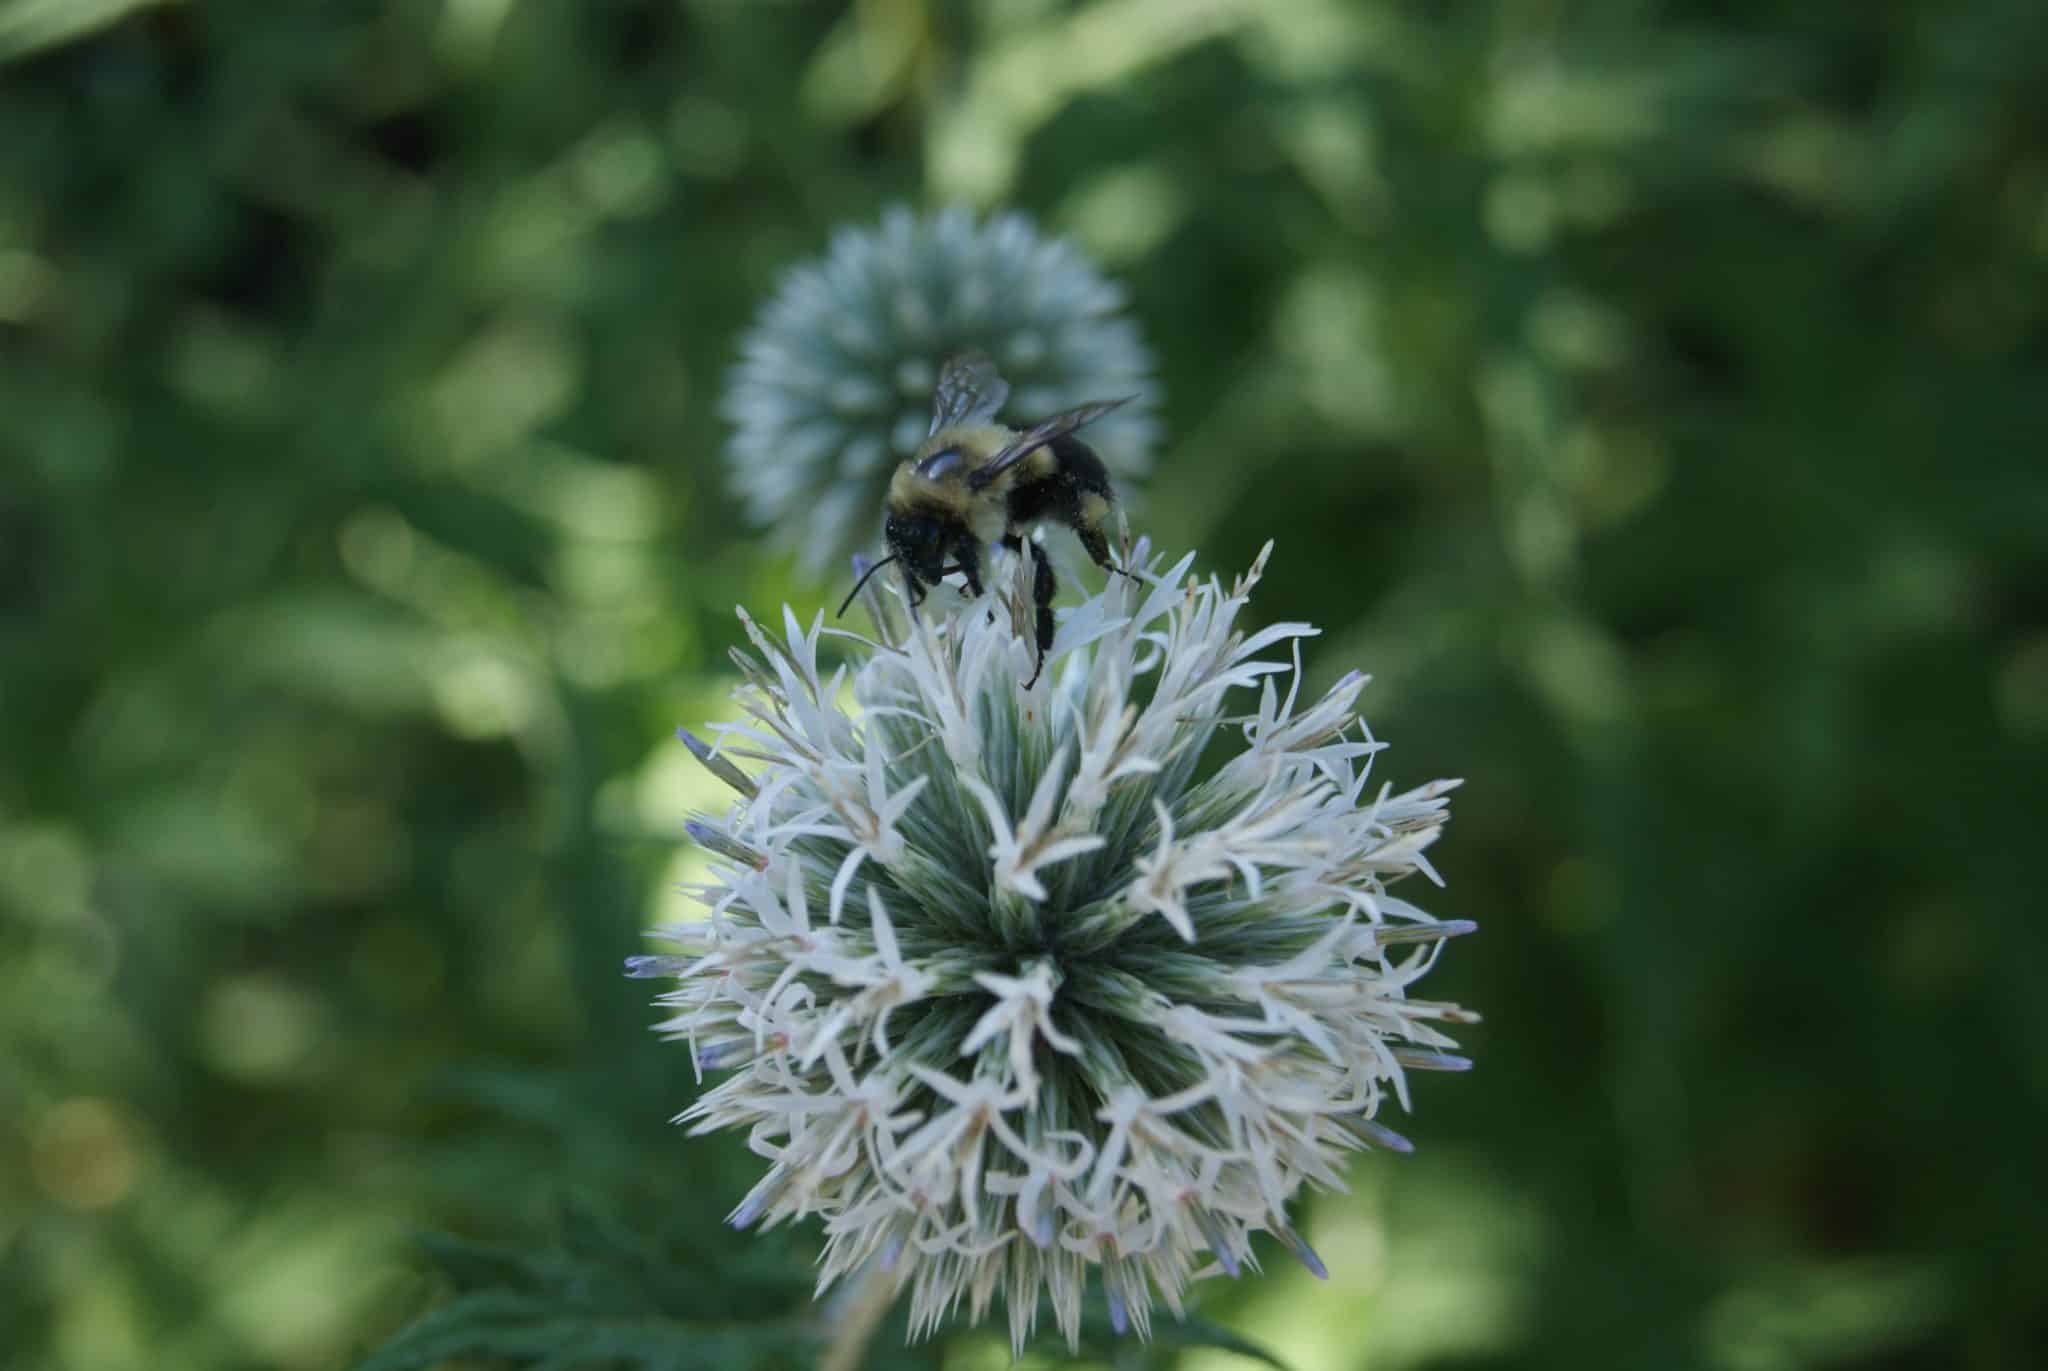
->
839, 351, 1134, 687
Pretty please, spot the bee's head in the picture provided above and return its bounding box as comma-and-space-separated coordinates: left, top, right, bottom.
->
884, 510, 949, 586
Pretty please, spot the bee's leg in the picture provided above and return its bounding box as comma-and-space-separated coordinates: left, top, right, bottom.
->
1076, 524, 1132, 580
951, 540, 986, 598
1022, 539, 1057, 689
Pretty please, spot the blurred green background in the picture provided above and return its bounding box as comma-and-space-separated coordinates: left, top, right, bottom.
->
4, 2, 2045, 1369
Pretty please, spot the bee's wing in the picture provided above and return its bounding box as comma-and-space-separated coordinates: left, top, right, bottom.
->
967, 396, 1136, 491
928, 351, 1011, 435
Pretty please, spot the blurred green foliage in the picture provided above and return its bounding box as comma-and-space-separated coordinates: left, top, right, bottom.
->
3, 2, 2044, 1370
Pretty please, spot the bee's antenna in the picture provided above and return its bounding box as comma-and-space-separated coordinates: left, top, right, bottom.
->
837, 554, 899, 619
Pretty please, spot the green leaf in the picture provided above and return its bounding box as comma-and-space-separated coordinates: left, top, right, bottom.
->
1143, 1317, 1292, 1368
0, 0, 163, 62
412, 1231, 551, 1294
360, 1201, 830, 1371
351, 1290, 822, 1371
1007, 1296, 1292, 1369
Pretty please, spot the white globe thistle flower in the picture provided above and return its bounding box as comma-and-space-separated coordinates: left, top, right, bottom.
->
723, 206, 1159, 572
631, 540, 1477, 1353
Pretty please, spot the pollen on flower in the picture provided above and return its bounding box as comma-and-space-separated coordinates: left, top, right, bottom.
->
633, 537, 1477, 1353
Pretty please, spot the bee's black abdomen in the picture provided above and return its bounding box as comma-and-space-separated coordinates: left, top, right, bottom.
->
1006, 434, 1114, 528
1049, 434, 1115, 497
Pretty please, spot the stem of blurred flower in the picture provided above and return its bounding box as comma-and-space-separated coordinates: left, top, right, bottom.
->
821, 1262, 896, 1371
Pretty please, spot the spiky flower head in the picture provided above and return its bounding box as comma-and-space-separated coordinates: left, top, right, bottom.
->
723, 206, 1158, 572
631, 541, 1476, 1352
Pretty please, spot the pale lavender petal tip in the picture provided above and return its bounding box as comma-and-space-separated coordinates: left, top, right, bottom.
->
1357, 1117, 1415, 1154
1279, 1228, 1328, 1281
677, 727, 757, 797
696, 1040, 745, 1070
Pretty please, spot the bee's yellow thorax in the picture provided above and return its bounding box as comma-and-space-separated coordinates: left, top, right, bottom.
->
889, 424, 1016, 522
